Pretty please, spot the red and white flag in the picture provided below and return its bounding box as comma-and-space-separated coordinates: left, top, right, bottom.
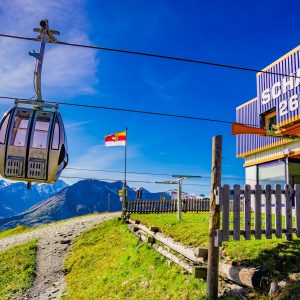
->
105, 131, 126, 147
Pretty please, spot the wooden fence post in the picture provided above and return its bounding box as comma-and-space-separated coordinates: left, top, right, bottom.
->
206, 135, 222, 299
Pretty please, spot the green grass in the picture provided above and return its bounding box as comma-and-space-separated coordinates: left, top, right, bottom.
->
64, 218, 206, 300
0, 225, 33, 239
0, 240, 37, 299
130, 213, 300, 281
131, 213, 211, 247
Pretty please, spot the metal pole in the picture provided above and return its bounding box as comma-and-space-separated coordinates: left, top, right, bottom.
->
177, 179, 182, 220
108, 192, 110, 212
206, 135, 222, 299
35, 30, 47, 101
122, 128, 128, 219
285, 157, 289, 185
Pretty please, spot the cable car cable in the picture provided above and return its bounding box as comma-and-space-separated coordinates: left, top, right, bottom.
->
60, 175, 211, 186
0, 95, 260, 127
0, 33, 299, 79
64, 167, 287, 183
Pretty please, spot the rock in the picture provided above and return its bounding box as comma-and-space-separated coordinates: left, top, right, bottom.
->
140, 280, 150, 288
278, 280, 287, 287
288, 273, 300, 281
268, 281, 278, 296
60, 239, 71, 245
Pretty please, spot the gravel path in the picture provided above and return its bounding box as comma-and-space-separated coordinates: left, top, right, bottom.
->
0, 212, 120, 300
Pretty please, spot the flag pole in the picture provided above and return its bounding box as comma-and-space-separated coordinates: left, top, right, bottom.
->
125, 127, 127, 185
122, 127, 128, 219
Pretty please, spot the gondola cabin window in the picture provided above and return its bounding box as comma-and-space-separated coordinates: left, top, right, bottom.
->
0, 113, 10, 144
51, 118, 60, 150
32, 113, 51, 149
11, 111, 30, 147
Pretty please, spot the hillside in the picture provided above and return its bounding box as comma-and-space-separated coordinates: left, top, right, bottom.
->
0, 180, 170, 230
0, 213, 118, 299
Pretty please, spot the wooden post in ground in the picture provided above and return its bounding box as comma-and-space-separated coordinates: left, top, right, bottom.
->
206, 135, 222, 299
177, 179, 182, 220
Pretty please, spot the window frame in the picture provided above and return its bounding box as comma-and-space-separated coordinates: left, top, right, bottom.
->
10, 110, 32, 148
0, 111, 11, 144
31, 112, 52, 150
51, 116, 60, 150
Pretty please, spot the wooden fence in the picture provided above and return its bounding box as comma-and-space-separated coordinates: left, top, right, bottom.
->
217, 184, 300, 242
127, 199, 210, 213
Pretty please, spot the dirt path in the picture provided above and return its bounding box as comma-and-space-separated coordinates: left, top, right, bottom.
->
0, 212, 120, 300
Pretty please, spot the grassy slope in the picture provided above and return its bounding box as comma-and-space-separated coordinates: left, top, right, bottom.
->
0, 240, 37, 299
0, 225, 32, 239
64, 218, 206, 300
130, 213, 300, 280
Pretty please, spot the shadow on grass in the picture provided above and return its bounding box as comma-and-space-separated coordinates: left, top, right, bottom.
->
242, 239, 300, 281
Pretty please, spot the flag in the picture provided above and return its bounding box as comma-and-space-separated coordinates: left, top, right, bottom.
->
105, 131, 126, 146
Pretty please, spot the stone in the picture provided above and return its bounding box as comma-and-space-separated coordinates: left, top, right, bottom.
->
288, 273, 300, 281
268, 281, 278, 296
60, 239, 71, 245
278, 280, 287, 287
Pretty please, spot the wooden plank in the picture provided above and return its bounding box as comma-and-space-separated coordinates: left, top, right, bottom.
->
193, 266, 207, 279
295, 184, 300, 238
233, 185, 240, 240
128, 225, 195, 275
265, 184, 272, 239
222, 184, 230, 241
285, 184, 293, 241
275, 184, 282, 238
139, 200, 142, 213
244, 184, 251, 240
194, 247, 208, 258
219, 262, 268, 289
254, 184, 262, 240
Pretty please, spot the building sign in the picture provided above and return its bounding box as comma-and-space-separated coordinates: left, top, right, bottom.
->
257, 47, 300, 127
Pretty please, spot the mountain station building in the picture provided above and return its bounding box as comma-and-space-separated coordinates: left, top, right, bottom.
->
236, 45, 300, 188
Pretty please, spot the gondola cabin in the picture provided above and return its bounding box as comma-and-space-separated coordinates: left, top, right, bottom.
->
0, 105, 68, 184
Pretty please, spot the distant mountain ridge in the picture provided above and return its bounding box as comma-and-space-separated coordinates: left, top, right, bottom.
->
0, 179, 170, 231
0, 180, 68, 218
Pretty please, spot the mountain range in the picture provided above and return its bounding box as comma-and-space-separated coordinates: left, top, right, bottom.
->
0, 180, 68, 218
0, 179, 170, 231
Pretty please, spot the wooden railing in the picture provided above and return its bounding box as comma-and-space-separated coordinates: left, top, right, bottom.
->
217, 184, 300, 242
126, 199, 210, 213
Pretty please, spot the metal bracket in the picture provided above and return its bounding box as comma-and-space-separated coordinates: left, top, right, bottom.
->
28, 49, 40, 60
214, 230, 223, 247
15, 99, 58, 110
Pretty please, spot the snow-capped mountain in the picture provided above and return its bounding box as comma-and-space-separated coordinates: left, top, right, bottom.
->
0, 180, 68, 218
0, 180, 9, 189
0, 180, 170, 230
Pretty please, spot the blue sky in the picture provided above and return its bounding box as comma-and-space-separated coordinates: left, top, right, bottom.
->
0, 0, 299, 195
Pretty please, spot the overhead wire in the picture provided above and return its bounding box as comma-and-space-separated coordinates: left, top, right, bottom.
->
65, 167, 289, 184
60, 175, 211, 186
0, 33, 300, 79
0, 95, 262, 127
0, 33, 295, 188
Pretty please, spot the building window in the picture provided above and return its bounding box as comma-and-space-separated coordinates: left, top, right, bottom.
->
258, 160, 285, 186
260, 109, 277, 130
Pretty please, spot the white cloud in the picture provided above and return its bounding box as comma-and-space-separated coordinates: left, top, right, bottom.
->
0, 0, 98, 101
64, 120, 93, 131
62, 144, 143, 183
